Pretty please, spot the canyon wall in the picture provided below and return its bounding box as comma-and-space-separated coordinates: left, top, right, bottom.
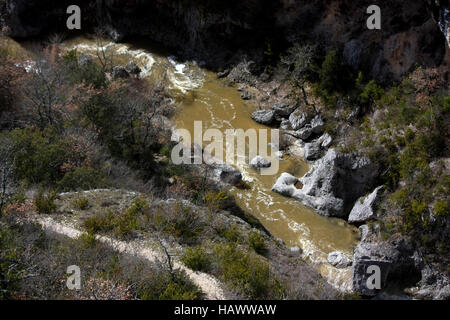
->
1, 0, 449, 80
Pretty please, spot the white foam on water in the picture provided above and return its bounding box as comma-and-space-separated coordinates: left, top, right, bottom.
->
167, 56, 204, 93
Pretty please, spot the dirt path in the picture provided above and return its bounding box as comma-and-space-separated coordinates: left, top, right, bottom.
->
35, 216, 227, 300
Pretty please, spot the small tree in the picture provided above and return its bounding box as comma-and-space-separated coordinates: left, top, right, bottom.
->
94, 28, 116, 73
22, 46, 83, 131
280, 43, 317, 106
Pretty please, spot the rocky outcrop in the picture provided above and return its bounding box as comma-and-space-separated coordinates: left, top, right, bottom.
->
112, 66, 130, 79
289, 110, 308, 131
348, 186, 384, 224
328, 251, 352, 268
272, 102, 296, 118
349, 223, 450, 299
273, 149, 379, 217
125, 61, 141, 76
310, 115, 324, 134
250, 156, 271, 169
304, 141, 322, 160
215, 163, 243, 187
429, 0, 450, 48
251, 109, 275, 125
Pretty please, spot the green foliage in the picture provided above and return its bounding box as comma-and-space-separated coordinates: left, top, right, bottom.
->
248, 231, 267, 255
71, 197, 89, 210
204, 191, 229, 212
152, 202, 204, 244
360, 80, 384, 104
0, 223, 24, 299
434, 201, 449, 217
33, 189, 57, 214
318, 50, 341, 93
137, 271, 202, 300
8, 127, 71, 186
214, 243, 285, 299
77, 232, 97, 248
216, 225, 242, 243
83, 198, 148, 238
63, 49, 107, 89
181, 246, 211, 272
58, 166, 109, 192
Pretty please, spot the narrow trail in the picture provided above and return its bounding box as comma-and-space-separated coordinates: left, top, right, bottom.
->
34, 216, 227, 300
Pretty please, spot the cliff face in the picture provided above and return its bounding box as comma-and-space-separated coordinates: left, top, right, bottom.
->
1, 0, 449, 80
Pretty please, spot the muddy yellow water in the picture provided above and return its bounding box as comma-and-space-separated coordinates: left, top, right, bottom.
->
12, 36, 359, 291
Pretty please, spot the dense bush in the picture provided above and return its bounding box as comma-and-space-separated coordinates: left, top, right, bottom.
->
33, 189, 57, 214
83, 198, 148, 238
214, 243, 284, 299
72, 197, 90, 210
181, 246, 211, 272
63, 50, 107, 89
151, 202, 205, 244
8, 127, 72, 186
58, 166, 109, 192
248, 230, 267, 255
137, 271, 202, 300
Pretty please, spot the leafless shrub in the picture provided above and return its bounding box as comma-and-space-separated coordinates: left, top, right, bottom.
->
0, 135, 16, 215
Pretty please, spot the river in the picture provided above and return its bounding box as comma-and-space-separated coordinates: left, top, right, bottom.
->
10, 36, 360, 291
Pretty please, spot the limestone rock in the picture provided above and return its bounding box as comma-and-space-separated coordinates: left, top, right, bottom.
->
79, 53, 93, 67
241, 90, 251, 100
252, 109, 275, 125
318, 133, 333, 148
295, 125, 313, 140
289, 110, 307, 130
328, 251, 352, 268
250, 156, 271, 169
272, 172, 298, 197
216, 163, 242, 187
125, 61, 141, 75
348, 186, 384, 223
304, 141, 322, 160
272, 102, 296, 117
273, 149, 379, 217
280, 118, 292, 130
112, 66, 130, 79
310, 115, 324, 134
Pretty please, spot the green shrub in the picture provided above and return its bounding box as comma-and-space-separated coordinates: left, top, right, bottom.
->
248, 231, 267, 255
204, 191, 228, 212
434, 201, 449, 217
137, 271, 202, 300
78, 232, 97, 248
63, 49, 107, 89
152, 202, 204, 244
214, 244, 284, 299
182, 247, 211, 272
83, 198, 147, 238
360, 80, 384, 104
0, 223, 24, 299
217, 225, 242, 243
83, 211, 114, 235
33, 189, 57, 214
9, 127, 71, 186
72, 197, 89, 210
58, 166, 109, 192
